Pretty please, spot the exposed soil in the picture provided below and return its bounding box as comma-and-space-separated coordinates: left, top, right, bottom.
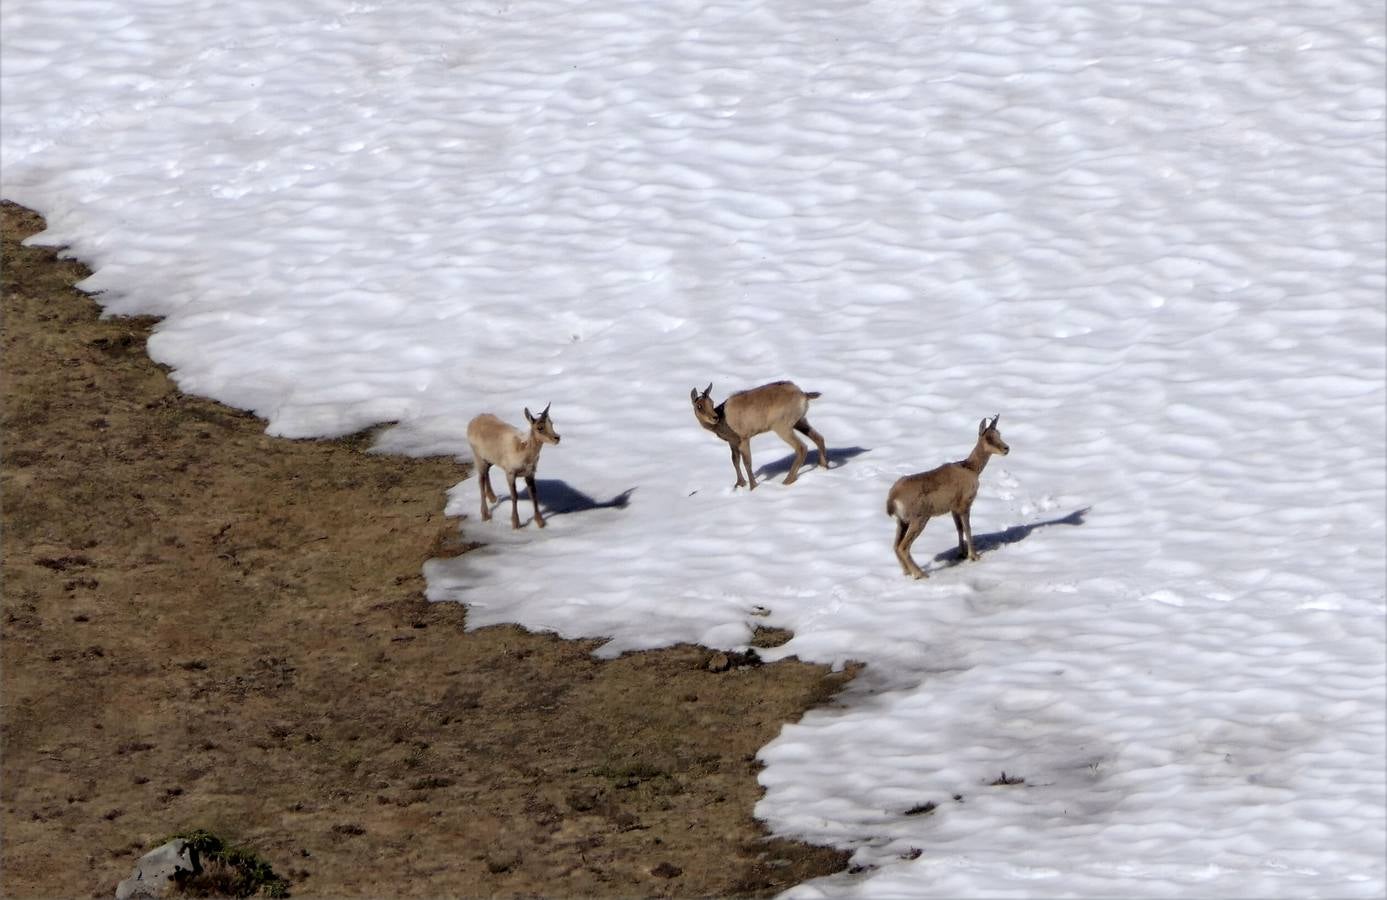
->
0, 201, 854, 897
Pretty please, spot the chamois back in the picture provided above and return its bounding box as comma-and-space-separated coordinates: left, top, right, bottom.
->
466, 414, 529, 472
722, 381, 819, 439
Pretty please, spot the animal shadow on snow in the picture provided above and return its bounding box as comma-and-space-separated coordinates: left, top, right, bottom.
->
515, 479, 636, 518
754, 445, 870, 481
932, 506, 1091, 564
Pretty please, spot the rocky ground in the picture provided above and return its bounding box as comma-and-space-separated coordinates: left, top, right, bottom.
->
0, 200, 855, 897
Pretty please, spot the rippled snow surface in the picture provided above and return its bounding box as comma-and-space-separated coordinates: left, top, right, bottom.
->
5, 0, 1384, 894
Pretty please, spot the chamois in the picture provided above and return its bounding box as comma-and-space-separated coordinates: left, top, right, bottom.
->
466, 403, 561, 529
887, 415, 1010, 579
690, 381, 828, 490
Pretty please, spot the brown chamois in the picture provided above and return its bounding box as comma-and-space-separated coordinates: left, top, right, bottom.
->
466, 403, 561, 529
690, 381, 828, 490
887, 414, 1010, 579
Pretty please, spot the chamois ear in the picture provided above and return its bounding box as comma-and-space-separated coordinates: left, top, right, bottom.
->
690, 388, 700, 403
990, 414, 1001, 429
979, 417, 988, 435
524, 407, 535, 424
541, 402, 551, 419
703, 383, 713, 398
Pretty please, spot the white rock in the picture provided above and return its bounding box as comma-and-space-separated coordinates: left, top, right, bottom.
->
114, 839, 194, 900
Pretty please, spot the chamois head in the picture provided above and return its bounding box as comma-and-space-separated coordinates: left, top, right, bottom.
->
524, 403, 561, 445
978, 414, 1009, 456
690, 383, 720, 429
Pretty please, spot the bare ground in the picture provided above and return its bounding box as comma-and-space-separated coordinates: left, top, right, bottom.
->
0, 201, 854, 897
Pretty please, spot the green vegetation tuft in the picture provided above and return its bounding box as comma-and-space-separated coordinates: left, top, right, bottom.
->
162, 829, 290, 898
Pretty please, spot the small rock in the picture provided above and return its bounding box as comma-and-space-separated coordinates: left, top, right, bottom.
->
565, 788, 600, 812
651, 861, 683, 879
728, 648, 763, 668
707, 649, 763, 671
485, 848, 521, 873
115, 839, 195, 900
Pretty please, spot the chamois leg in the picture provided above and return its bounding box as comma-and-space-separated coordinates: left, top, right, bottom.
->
960, 507, 979, 560
729, 444, 748, 488
794, 418, 829, 469
525, 473, 545, 528
740, 437, 757, 490
505, 471, 521, 529
477, 459, 494, 521
896, 516, 929, 579
952, 512, 969, 560
774, 425, 808, 484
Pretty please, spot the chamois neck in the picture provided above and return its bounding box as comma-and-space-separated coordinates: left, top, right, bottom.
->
707, 404, 741, 444
961, 439, 992, 474
521, 431, 545, 463
711, 419, 740, 444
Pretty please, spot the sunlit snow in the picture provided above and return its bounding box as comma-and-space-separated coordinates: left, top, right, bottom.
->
3, 0, 1384, 894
